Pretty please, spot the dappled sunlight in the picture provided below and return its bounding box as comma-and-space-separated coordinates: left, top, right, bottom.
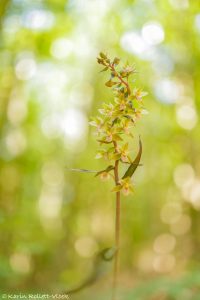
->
176, 104, 198, 130
10, 252, 32, 275
170, 214, 191, 236
22, 9, 55, 31
74, 236, 98, 258
160, 202, 182, 225
153, 233, 176, 254
142, 22, 165, 46
153, 254, 176, 273
62, 108, 88, 147
5, 128, 27, 157
51, 38, 74, 60
15, 56, 37, 81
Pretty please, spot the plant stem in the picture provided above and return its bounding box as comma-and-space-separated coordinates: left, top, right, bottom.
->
112, 142, 121, 300
108, 63, 131, 95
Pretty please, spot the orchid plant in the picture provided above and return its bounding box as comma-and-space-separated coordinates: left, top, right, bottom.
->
89, 52, 148, 299
68, 52, 147, 299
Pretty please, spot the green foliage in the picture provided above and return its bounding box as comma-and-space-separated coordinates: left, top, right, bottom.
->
90, 53, 147, 195
124, 270, 200, 300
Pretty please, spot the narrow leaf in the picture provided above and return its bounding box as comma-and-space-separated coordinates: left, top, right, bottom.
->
111, 185, 122, 193
105, 80, 117, 87
112, 134, 123, 141
100, 66, 108, 72
113, 57, 120, 65
99, 52, 107, 59
122, 137, 142, 179
97, 139, 112, 144
95, 165, 114, 177
66, 168, 97, 173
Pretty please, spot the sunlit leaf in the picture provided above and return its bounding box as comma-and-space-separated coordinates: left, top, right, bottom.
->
105, 80, 117, 87
112, 134, 123, 141
99, 52, 107, 59
112, 185, 122, 192
97, 139, 112, 144
112, 153, 121, 160
95, 165, 114, 177
100, 66, 109, 72
113, 57, 120, 65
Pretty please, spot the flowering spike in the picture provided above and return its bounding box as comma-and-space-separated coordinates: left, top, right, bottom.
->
91, 53, 147, 194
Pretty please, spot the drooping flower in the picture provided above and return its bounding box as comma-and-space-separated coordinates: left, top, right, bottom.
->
133, 88, 148, 101
112, 177, 134, 196
118, 143, 130, 163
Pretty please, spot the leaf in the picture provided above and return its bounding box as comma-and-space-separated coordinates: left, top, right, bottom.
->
123, 142, 129, 151
95, 165, 114, 177
97, 58, 103, 64
105, 80, 117, 87
122, 137, 142, 179
116, 83, 122, 88
113, 57, 120, 65
100, 66, 108, 72
112, 134, 123, 141
99, 52, 107, 59
112, 153, 121, 160
97, 139, 112, 144
111, 185, 122, 193
66, 168, 97, 173
101, 247, 117, 261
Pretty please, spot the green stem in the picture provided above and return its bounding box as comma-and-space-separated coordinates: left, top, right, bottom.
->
112, 142, 121, 300
108, 63, 131, 95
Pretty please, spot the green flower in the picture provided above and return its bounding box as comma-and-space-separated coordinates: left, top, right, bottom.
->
112, 177, 134, 196
98, 103, 117, 118
99, 127, 122, 143
99, 171, 111, 181
133, 88, 148, 101
117, 143, 130, 163
89, 117, 105, 131
95, 147, 114, 161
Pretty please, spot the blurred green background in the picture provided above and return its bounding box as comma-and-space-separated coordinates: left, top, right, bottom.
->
1, 0, 200, 299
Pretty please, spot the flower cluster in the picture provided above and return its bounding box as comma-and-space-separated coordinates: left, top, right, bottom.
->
90, 52, 147, 195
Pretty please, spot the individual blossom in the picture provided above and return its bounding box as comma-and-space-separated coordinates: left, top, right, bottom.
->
99, 171, 112, 181
95, 147, 114, 161
98, 126, 122, 144
117, 143, 130, 163
133, 88, 148, 101
119, 64, 136, 78
119, 119, 134, 136
98, 103, 119, 119
112, 177, 134, 196
89, 117, 105, 133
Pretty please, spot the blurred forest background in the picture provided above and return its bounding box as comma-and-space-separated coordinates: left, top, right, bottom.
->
0, 0, 200, 299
